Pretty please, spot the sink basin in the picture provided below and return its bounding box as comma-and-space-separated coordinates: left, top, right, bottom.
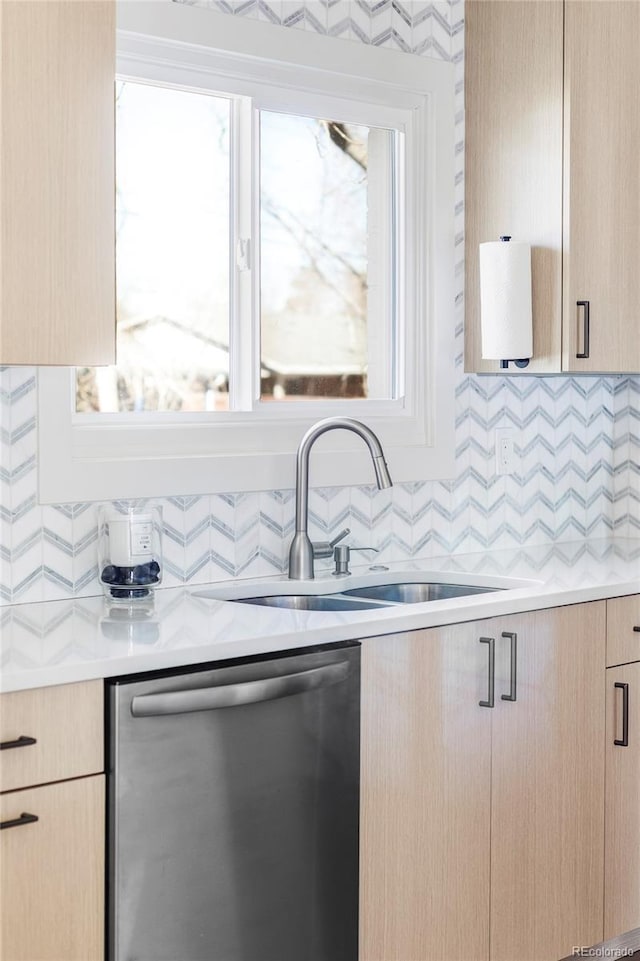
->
194, 578, 506, 611
343, 582, 500, 604
231, 594, 388, 612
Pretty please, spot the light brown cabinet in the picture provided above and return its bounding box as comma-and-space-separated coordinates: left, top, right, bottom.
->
0, 679, 104, 792
465, 0, 640, 375
605, 594, 640, 940
0, 0, 115, 366
562, 1, 640, 373
0, 680, 105, 961
606, 594, 640, 668
360, 619, 492, 961
0, 776, 105, 961
361, 602, 606, 961
489, 605, 604, 961
464, 0, 563, 375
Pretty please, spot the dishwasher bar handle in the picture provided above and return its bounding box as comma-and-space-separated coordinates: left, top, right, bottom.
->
130, 661, 350, 717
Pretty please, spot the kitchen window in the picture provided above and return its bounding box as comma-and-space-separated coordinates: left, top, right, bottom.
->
38, 1, 455, 502
79, 77, 398, 414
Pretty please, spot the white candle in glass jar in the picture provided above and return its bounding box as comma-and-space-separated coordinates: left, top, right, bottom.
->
107, 513, 153, 567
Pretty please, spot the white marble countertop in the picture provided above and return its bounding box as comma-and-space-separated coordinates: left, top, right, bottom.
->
2, 538, 640, 693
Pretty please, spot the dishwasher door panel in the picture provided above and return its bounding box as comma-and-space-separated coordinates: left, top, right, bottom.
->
108, 645, 360, 961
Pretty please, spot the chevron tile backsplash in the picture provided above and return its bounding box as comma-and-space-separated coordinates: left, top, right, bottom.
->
0, 0, 637, 605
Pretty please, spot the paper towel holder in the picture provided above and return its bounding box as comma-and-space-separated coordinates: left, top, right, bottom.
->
497, 236, 529, 369
500, 359, 530, 369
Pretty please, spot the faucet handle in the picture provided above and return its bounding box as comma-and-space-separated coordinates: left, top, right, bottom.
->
332, 544, 379, 576
312, 528, 350, 559
329, 528, 350, 548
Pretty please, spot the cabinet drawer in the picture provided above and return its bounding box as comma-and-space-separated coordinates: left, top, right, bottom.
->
0, 681, 103, 792
0, 775, 104, 961
607, 596, 640, 667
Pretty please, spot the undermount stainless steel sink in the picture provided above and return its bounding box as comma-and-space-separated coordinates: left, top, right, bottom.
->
220, 581, 501, 611
231, 594, 388, 612
343, 582, 500, 604
194, 574, 508, 613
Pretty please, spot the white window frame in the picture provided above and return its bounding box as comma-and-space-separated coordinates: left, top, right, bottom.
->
38, 0, 455, 504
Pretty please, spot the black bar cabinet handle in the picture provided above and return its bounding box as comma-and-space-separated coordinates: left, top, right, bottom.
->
0, 812, 39, 831
614, 682, 629, 747
0, 735, 37, 751
479, 637, 495, 708
633, 626, 640, 633
501, 631, 518, 702
576, 300, 590, 359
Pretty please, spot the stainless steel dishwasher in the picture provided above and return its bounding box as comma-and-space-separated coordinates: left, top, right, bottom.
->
107, 643, 360, 961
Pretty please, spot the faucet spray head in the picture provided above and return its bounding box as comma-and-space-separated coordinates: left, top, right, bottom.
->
373, 455, 393, 490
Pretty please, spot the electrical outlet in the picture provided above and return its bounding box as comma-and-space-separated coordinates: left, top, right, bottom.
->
495, 428, 516, 475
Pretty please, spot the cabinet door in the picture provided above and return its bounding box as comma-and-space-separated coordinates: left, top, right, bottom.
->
464, 1, 563, 374
0, 775, 104, 961
1, 1, 115, 365
606, 595, 640, 668
490, 604, 606, 961
605, 662, 640, 939
360, 623, 493, 961
563, 1, 640, 373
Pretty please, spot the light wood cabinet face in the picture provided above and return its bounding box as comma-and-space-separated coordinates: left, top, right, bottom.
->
0, 680, 103, 793
605, 662, 640, 939
360, 622, 493, 961
0, 775, 105, 961
563, 1, 640, 373
606, 595, 640, 667
465, 0, 640, 375
360, 601, 606, 961
464, 0, 563, 375
489, 605, 605, 961
0, 0, 115, 366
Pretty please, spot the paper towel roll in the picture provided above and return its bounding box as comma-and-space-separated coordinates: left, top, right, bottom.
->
479, 240, 533, 361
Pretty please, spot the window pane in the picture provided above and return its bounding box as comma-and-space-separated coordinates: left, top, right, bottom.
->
259, 112, 396, 402
76, 81, 231, 414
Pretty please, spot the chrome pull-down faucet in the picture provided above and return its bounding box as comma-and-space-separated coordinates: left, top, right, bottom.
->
287, 417, 393, 580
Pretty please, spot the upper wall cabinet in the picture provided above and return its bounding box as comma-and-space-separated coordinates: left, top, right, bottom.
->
465, 0, 640, 375
465, 0, 563, 375
0, 0, 115, 366
563, 1, 640, 373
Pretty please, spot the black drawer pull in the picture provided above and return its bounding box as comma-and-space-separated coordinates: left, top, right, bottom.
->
501, 631, 518, 702
0, 735, 37, 751
576, 300, 590, 359
479, 637, 495, 708
614, 682, 629, 747
633, 626, 640, 633
0, 812, 39, 831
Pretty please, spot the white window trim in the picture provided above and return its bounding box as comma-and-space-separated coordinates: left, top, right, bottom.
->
38, 0, 455, 504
